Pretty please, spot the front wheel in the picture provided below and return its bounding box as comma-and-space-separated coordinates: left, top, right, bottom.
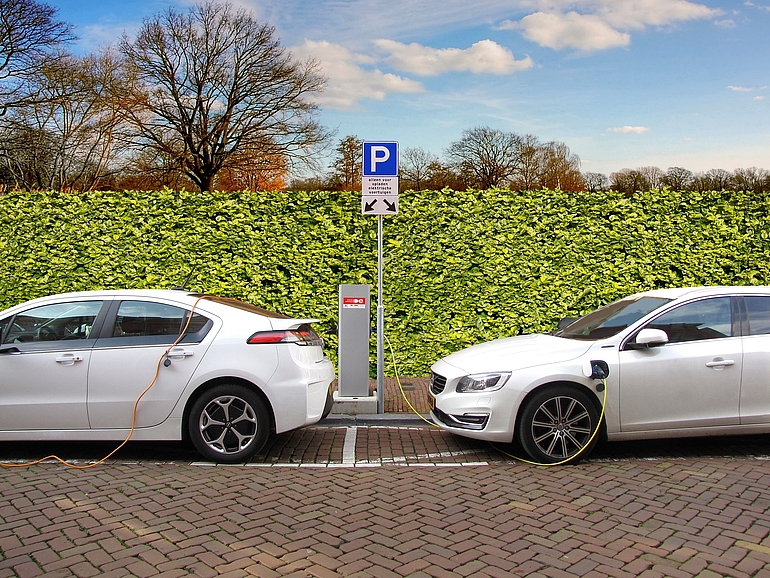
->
517, 386, 600, 464
188, 384, 270, 463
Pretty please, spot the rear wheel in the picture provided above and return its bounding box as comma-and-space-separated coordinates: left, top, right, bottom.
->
188, 384, 270, 463
518, 385, 599, 464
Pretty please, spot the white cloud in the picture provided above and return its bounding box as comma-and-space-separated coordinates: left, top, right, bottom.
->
75, 23, 139, 52
728, 85, 767, 97
500, 12, 630, 51
498, 0, 719, 52
609, 126, 651, 134
594, 0, 719, 29
291, 40, 424, 110
373, 39, 534, 76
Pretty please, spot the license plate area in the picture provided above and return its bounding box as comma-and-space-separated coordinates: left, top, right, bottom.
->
427, 395, 435, 411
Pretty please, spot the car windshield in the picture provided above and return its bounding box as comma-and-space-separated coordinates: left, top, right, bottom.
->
555, 296, 672, 340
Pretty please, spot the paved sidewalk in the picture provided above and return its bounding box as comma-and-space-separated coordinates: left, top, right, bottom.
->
5, 378, 770, 577
3, 444, 770, 577
381, 378, 431, 414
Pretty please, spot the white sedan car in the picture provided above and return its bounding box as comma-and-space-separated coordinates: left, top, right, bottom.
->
430, 286, 770, 464
0, 290, 335, 463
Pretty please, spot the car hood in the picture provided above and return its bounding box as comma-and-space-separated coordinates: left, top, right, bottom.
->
438, 333, 594, 374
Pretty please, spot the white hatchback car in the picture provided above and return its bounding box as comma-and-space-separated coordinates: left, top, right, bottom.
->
430, 286, 770, 464
0, 290, 335, 463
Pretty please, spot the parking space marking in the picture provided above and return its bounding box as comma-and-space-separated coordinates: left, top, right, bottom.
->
343, 425, 357, 463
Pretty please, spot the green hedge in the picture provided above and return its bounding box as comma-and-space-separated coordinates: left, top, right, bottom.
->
1, 188, 769, 375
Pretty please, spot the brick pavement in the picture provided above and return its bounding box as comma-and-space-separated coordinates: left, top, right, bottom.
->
330, 377, 431, 414
3, 449, 770, 577
4, 378, 770, 577
381, 378, 431, 415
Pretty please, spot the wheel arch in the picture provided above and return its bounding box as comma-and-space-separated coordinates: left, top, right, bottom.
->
181, 377, 276, 442
514, 380, 607, 444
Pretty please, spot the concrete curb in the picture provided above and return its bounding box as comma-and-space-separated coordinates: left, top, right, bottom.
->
318, 413, 433, 427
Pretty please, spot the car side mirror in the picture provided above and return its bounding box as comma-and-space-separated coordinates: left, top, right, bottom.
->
628, 328, 669, 349
557, 317, 578, 330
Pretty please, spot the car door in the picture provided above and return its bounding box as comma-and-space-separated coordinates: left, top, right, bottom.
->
87, 299, 215, 429
618, 296, 742, 432
0, 300, 105, 430
738, 295, 770, 424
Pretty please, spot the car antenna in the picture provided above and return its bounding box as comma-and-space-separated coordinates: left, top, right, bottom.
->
172, 268, 195, 291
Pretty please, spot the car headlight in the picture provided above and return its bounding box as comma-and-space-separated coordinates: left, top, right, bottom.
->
456, 373, 511, 393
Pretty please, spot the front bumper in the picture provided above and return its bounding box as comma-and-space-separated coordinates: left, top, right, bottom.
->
428, 362, 523, 443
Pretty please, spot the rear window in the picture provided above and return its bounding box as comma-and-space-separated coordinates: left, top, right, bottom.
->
200, 295, 290, 319
745, 296, 770, 335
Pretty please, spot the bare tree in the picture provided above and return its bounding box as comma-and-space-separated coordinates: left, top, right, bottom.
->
425, 160, 464, 191
0, 0, 74, 116
118, 1, 328, 192
511, 134, 541, 191
0, 49, 127, 190
583, 172, 609, 193
732, 167, 770, 193
610, 168, 650, 194
638, 166, 664, 190
692, 168, 733, 192
401, 147, 437, 191
328, 135, 362, 191
661, 166, 694, 191
536, 141, 583, 191
445, 126, 523, 189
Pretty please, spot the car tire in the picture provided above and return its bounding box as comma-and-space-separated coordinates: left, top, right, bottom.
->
188, 384, 270, 463
518, 385, 600, 465
321, 389, 334, 419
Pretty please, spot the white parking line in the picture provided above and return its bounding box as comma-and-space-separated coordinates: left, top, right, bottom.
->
343, 426, 357, 464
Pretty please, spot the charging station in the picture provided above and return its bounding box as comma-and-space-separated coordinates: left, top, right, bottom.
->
333, 284, 377, 413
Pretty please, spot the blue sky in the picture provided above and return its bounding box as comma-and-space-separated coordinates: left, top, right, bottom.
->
50, 0, 768, 176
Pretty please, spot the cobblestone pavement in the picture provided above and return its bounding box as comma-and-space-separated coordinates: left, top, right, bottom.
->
3, 378, 770, 577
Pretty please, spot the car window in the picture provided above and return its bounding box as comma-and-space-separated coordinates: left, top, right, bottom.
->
112, 301, 209, 338
557, 296, 671, 340
646, 297, 732, 343
745, 296, 770, 335
0, 316, 9, 344
4, 301, 103, 343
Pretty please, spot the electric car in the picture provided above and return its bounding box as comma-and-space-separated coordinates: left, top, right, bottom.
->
429, 286, 770, 464
0, 290, 335, 463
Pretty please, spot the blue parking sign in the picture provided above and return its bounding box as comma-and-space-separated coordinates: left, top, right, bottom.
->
363, 142, 399, 177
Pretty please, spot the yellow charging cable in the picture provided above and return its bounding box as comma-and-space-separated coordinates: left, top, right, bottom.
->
384, 334, 439, 428
0, 295, 207, 469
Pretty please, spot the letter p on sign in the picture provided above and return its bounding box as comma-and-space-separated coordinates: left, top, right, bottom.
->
363, 142, 398, 177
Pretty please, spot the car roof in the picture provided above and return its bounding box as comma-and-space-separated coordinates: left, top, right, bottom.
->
633, 286, 770, 300
18, 288, 201, 303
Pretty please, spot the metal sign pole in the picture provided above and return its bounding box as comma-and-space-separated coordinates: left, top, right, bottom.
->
361, 140, 398, 415
377, 214, 384, 414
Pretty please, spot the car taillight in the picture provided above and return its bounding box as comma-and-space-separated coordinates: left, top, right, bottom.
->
247, 325, 323, 347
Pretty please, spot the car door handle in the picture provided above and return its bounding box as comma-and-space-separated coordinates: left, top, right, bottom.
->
166, 348, 194, 360
56, 354, 84, 366
705, 358, 735, 368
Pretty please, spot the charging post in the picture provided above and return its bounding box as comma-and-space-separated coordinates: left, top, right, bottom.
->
361, 141, 399, 414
